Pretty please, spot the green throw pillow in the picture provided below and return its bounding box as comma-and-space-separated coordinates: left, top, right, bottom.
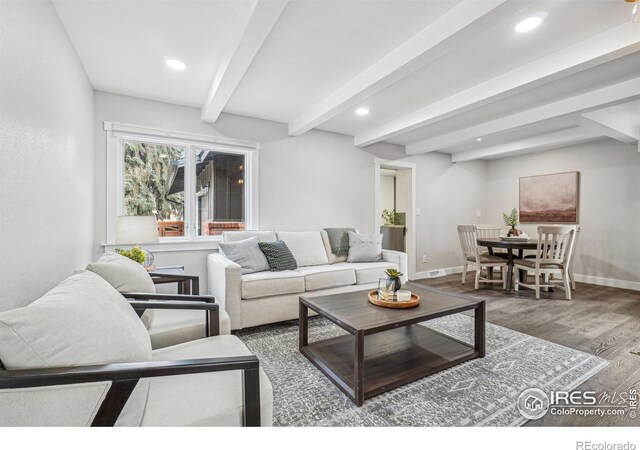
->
258, 240, 298, 271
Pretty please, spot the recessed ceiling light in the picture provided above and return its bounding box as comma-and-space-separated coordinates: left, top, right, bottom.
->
355, 107, 369, 116
514, 12, 547, 33
476, 138, 482, 142
165, 59, 186, 71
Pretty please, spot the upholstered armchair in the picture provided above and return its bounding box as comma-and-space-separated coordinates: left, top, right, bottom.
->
87, 252, 231, 348
0, 271, 273, 426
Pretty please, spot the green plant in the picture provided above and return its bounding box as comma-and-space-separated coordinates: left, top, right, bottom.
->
115, 246, 146, 265
503, 208, 519, 228
385, 268, 403, 278
382, 209, 404, 226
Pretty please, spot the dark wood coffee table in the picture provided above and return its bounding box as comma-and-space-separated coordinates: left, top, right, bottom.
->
299, 282, 485, 406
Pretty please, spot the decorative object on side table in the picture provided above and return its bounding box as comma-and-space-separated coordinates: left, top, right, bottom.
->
115, 215, 159, 268
384, 268, 403, 292
368, 290, 420, 308
503, 208, 521, 237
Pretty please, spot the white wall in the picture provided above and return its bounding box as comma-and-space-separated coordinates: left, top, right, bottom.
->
380, 174, 395, 212
0, 1, 95, 311
486, 140, 640, 286
93, 92, 403, 291
404, 153, 487, 273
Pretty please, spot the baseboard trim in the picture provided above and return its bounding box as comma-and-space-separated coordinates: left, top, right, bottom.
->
573, 274, 640, 291
412, 267, 639, 291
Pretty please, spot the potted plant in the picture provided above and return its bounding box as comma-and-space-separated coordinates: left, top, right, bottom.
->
503, 208, 520, 237
384, 268, 403, 293
382, 209, 404, 227
115, 246, 147, 265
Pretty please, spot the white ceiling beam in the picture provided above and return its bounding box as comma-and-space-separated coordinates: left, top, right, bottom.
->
578, 110, 639, 144
451, 128, 600, 163
356, 22, 640, 147
406, 77, 640, 155
287, 0, 523, 137
201, 0, 288, 123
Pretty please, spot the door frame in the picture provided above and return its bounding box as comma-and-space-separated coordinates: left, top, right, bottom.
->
374, 158, 417, 280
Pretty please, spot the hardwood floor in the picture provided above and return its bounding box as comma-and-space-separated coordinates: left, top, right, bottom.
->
414, 273, 640, 426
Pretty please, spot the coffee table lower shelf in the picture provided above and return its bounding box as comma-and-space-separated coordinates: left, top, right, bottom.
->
300, 324, 479, 406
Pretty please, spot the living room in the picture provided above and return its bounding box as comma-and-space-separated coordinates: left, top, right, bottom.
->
1, 0, 639, 445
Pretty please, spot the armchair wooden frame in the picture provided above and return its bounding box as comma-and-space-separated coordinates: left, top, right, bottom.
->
0, 299, 261, 427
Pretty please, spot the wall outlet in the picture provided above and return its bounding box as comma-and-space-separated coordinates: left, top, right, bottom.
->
415, 208, 421, 216
476, 210, 482, 218
422, 255, 427, 263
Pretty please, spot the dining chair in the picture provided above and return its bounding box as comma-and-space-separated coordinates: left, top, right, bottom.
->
514, 225, 576, 300
457, 225, 508, 290
475, 224, 507, 257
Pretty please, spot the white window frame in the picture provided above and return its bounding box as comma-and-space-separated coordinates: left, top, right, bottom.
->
103, 122, 259, 252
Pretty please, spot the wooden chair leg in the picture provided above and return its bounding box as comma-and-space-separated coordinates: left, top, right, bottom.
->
563, 271, 572, 300
535, 272, 541, 300
543, 274, 550, 292
462, 263, 468, 285
474, 267, 481, 290
570, 271, 576, 290
502, 266, 507, 290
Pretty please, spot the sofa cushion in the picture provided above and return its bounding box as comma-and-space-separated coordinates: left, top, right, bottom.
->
335, 261, 399, 285
347, 232, 383, 263
148, 307, 232, 350
86, 251, 156, 327
0, 271, 152, 426
241, 270, 305, 299
219, 236, 270, 274
294, 265, 356, 291
223, 230, 277, 243
144, 336, 273, 426
277, 231, 330, 267
321, 230, 347, 264
258, 240, 298, 271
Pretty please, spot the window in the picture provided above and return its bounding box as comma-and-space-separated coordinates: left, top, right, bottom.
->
105, 122, 258, 247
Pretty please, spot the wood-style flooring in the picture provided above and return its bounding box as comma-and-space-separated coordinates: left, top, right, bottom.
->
414, 273, 640, 426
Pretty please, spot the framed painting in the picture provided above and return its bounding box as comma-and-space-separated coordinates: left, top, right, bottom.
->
519, 171, 580, 223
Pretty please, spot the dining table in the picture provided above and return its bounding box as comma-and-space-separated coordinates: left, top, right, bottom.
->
476, 237, 539, 292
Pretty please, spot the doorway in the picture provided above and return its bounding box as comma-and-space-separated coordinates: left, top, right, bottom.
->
374, 158, 416, 280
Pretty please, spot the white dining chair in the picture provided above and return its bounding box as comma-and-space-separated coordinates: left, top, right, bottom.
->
476, 224, 507, 257
514, 225, 577, 300
458, 225, 508, 290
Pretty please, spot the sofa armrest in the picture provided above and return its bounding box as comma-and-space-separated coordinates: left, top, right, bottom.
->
382, 250, 409, 283
207, 253, 242, 330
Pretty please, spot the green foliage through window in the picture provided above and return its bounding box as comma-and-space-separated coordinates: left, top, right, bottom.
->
123, 141, 184, 220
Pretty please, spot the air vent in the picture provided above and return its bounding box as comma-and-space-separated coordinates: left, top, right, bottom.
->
427, 269, 446, 278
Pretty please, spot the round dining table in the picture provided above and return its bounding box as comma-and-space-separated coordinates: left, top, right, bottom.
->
476, 237, 539, 292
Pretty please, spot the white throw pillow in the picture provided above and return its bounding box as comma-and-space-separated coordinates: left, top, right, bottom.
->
219, 236, 270, 274
0, 271, 152, 426
87, 252, 156, 327
347, 232, 383, 263
276, 231, 330, 267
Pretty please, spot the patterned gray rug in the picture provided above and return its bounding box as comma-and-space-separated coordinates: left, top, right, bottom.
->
237, 314, 608, 426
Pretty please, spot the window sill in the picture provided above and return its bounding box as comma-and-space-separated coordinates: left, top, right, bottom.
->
102, 238, 221, 253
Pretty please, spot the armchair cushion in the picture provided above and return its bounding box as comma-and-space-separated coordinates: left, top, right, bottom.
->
0, 271, 152, 426
87, 251, 156, 327
143, 336, 273, 426
148, 308, 232, 350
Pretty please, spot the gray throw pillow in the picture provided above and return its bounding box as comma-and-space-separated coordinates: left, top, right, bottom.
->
219, 236, 270, 274
258, 240, 298, 271
347, 232, 383, 262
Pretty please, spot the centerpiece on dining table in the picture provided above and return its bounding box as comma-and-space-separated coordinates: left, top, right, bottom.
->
500, 208, 529, 241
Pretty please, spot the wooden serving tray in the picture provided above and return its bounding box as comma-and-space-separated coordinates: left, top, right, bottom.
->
368, 290, 420, 309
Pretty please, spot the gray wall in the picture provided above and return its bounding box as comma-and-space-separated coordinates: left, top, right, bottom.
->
486, 140, 640, 285
402, 153, 488, 273
93, 91, 403, 291
0, 1, 95, 311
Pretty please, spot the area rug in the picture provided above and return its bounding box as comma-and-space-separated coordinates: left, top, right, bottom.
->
237, 314, 608, 426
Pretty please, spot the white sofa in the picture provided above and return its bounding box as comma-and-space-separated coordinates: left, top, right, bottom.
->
207, 230, 408, 330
